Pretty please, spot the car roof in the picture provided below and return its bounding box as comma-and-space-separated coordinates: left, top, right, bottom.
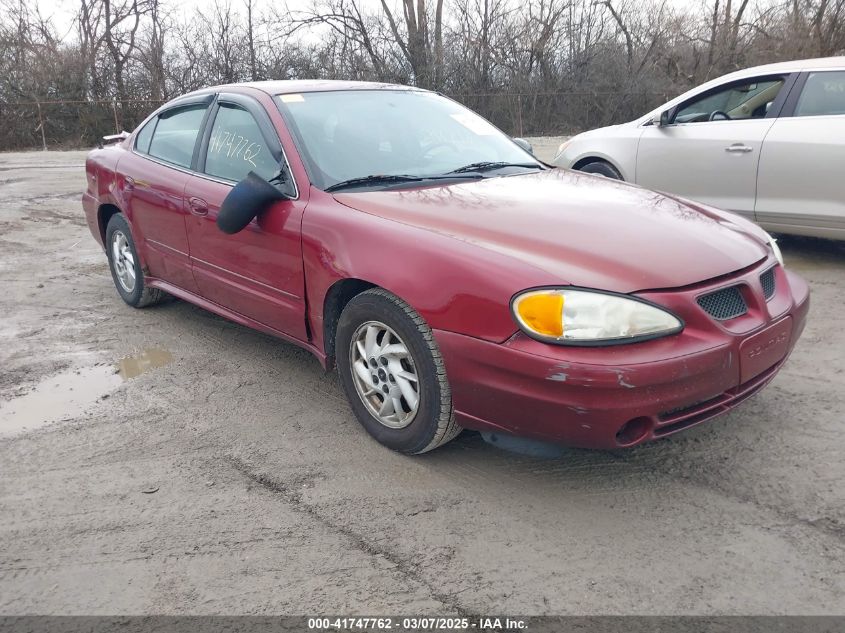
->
637, 56, 845, 122
187, 79, 426, 98
722, 56, 845, 79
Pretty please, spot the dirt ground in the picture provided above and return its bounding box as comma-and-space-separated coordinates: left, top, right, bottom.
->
1, 149, 844, 616
525, 136, 567, 162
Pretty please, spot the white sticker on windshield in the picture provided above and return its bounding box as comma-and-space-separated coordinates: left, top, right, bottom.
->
280, 94, 305, 103
450, 113, 497, 136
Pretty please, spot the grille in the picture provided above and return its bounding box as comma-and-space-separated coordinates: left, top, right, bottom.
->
697, 285, 747, 320
760, 268, 776, 300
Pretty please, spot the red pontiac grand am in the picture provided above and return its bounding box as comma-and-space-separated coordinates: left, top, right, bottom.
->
82, 81, 810, 454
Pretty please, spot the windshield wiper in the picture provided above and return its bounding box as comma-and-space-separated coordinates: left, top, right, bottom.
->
325, 172, 484, 193
446, 161, 543, 175
325, 174, 424, 192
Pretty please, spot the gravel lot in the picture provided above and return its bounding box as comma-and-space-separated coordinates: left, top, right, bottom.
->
1, 149, 844, 615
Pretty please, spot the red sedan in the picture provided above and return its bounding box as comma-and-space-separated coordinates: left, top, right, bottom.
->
82, 81, 809, 454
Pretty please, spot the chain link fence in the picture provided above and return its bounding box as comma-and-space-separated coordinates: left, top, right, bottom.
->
0, 91, 670, 151
454, 91, 670, 137
0, 99, 165, 151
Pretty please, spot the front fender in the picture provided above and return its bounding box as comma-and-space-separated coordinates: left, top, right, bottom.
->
301, 189, 554, 357
556, 127, 641, 182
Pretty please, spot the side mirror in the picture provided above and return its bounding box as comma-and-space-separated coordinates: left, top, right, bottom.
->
217, 171, 292, 234
652, 109, 672, 127
512, 137, 534, 155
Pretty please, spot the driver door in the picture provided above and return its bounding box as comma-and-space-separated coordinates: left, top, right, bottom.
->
636, 74, 791, 219
183, 93, 309, 342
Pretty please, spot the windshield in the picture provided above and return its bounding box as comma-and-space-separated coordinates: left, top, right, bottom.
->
276, 89, 540, 191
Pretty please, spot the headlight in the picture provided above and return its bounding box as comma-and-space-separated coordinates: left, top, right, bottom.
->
768, 234, 783, 266
556, 140, 571, 157
511, 288, 683, 345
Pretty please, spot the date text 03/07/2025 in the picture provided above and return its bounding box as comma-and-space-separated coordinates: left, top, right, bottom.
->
306, 616, 528, 631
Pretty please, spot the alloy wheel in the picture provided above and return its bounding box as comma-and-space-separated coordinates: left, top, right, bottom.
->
349, 320, 420, 429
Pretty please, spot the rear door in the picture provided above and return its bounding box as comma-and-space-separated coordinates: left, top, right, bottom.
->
183, 92, 309, 341
636, 74, 792, 219
755, 69, 845, 239
121, 96, 213, 291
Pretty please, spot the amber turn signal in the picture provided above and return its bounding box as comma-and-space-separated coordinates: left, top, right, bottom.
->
513, 291, 564, 338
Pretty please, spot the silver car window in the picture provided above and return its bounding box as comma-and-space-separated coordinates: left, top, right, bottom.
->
795, 71, 845, 117
674, 78, 784, 123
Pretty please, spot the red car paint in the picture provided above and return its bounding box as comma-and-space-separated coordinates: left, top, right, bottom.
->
82, 81, 810, 448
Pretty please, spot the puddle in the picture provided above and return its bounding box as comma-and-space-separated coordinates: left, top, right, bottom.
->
0, 364, 122, 436
117, 348, 173, 380
0, 348, 173, 437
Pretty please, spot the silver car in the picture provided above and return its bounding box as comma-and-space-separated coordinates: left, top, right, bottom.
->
553, 57, 845, 240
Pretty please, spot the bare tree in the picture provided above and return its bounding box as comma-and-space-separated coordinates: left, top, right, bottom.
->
2, 0, 845, 149
102, 0, 153, 103
379, 0, 445, 88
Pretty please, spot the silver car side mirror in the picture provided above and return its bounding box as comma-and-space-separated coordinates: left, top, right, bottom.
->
512, 137, 534, 155
653, 109, 673, 127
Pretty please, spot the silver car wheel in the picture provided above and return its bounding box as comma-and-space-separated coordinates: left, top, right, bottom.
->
111, 230, 136, 293
349, 320, 420, 429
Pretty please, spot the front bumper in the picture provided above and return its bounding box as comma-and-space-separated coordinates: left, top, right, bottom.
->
434, 263, 810, 449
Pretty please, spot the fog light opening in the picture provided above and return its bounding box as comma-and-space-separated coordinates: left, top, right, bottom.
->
616, 417, 652, 447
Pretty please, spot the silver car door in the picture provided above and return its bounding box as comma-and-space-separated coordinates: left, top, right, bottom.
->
755, 69, 845, 240
636, 74, 791, 220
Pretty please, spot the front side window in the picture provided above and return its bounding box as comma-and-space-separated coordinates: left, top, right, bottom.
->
674, 77, 785, 123
276, 90, 539, 190
795, 71, 845, 117
147, 104, 207, 168
204, 104, 278, 182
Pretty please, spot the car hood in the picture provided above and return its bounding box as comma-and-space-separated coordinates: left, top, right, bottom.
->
573, 123, 624, 138
333, 169, 769, 293
568, 122, 634, 142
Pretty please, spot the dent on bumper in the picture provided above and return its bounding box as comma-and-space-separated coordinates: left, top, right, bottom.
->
434, 269, 810, 449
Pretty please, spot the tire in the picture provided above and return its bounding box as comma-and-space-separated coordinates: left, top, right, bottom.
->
578, 161, 623, 180
336, 288, 461, 454
105, 213, 166, 308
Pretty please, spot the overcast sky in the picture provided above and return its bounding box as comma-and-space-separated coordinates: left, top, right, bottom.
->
38, 0, 710, 42
40, 0, 365, 39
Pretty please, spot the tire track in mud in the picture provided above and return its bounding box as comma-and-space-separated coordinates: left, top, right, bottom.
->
224, 454, 476, 617
428, 429, 845, 567
616, 445, 845, 544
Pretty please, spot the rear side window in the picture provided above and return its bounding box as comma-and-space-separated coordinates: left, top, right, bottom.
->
148, 105, 207, 168
134, 118, 155, 153
204, 104, 278, 182
795, 71, 845, 117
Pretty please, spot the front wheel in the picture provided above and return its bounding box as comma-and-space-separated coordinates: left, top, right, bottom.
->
578, 161, 623, 180
336, 289, 461, 454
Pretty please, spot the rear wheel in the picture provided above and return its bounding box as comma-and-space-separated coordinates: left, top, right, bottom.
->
578, 161, 623, 180
336, 288, 461, 454
105, 213, 165, 308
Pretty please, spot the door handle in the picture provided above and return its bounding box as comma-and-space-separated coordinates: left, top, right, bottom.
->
124, 176, 135, 191
725, 144, 753, 153
188, 196, 209, 216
